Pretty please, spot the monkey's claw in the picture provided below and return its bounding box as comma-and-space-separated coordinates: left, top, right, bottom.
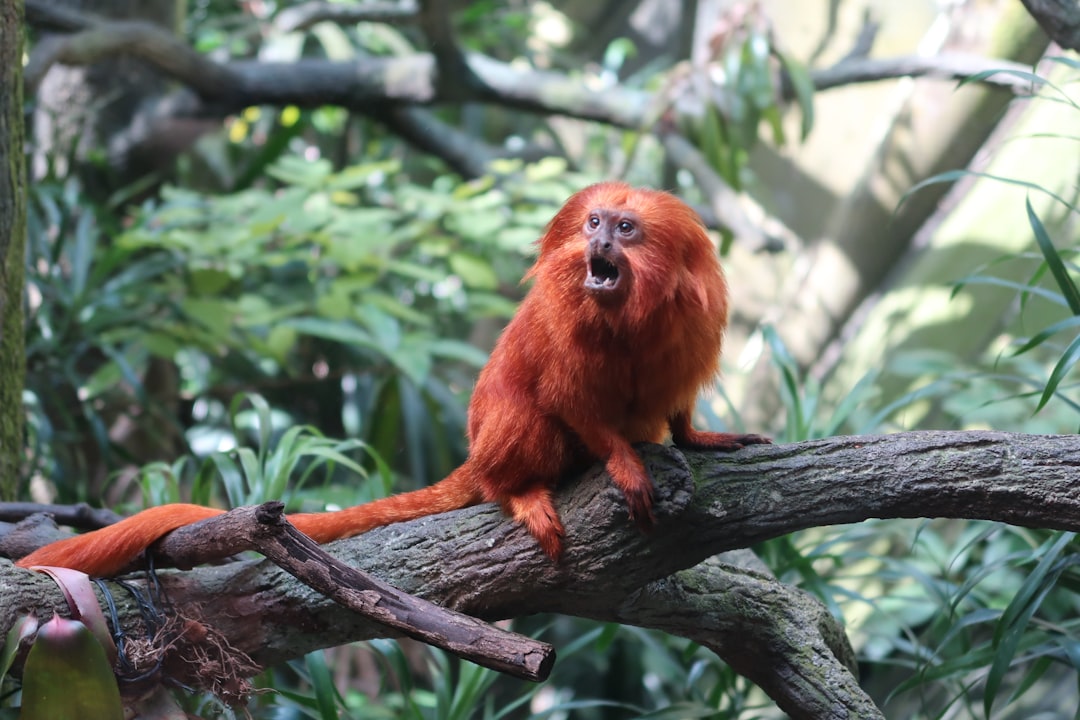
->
622, 483, 656, 532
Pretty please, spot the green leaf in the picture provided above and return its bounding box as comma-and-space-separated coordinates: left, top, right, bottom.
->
524, 157, 569, 182
305, 651, 341, 720
208, 452, 246, 509
1, 615, 38, 683
356, 304, 402, 349
181, 297, 234, 342
448, 252, 498, 290
776, 49, 815, 140
284, 317, 376, 347
429, 338, 488, 368
388, 337, 434, 386
266, 156, 333, 188
1027, 196, 1080, 315
189, 266, 234, 296
903, 170, 1075, 215
266, 325, 298, 361
20, 616, 124, 720
1035, 333, 1080, 412
985, 532, 1075, 717
1011, 315, 1080, 356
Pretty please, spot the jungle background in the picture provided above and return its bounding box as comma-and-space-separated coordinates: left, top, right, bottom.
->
2, 0, 1080, 717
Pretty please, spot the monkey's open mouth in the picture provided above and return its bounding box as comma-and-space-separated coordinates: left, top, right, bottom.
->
585, 255, 620, 292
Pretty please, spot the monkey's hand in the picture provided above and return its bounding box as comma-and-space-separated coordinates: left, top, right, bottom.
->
602, 439, 656, 532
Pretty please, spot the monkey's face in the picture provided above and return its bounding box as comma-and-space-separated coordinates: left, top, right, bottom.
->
581, 207, 642, 302
528, 182, 721, 323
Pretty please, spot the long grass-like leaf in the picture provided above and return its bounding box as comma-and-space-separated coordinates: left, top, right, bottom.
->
304, 651, 340, 720
985, 532, 1076, 717
1036, 333, 1080, 411
208, 452, 246, 509
902, 170, 1076, 215
1027, 196, 1080, 314
952, 275, 1071, 308
1012, 315, 1080, 356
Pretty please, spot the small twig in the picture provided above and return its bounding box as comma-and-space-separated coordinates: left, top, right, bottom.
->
150, 503, 555, 681
838, 9, 880, 63
804, 53, 1043, 96
662, 133, 795, 253
274, 1, 420, 34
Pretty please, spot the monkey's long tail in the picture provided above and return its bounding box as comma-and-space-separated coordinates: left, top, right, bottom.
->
15, 504, 226, 577
15, 468, 484, 577
288, 466, 483, 542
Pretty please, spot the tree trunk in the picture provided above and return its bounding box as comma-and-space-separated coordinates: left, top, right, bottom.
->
0, 0, 27, 501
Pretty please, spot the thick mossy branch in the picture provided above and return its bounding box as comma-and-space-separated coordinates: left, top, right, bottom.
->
3, 430, 1079, 717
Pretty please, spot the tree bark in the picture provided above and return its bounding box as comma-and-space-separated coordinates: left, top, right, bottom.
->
4, 430, 1079, 717
0, 0, 26, 501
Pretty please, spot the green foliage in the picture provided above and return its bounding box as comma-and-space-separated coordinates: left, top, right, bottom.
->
23, 159, 592, 504
756, 59, 1080, 719
24, 180, 181, 496
19, 615, 124, 720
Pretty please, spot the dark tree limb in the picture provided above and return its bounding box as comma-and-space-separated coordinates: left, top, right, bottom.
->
4, 430, 1080, 716
150, 502, 554, 680
1018, 0, 1080, 51
0, 502, 123, 529
808, 53, 1044, 94
23, 18, 240, 100
22, 0, 1045, 127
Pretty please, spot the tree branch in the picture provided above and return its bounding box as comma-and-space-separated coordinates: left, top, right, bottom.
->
662, 132, 797, 253
0, 501, 123, 528
273, 1, 420, 34
22, 0, 1043, 127
4, 430, 1079, 715
1018, 0, 1080, 51
622, 555, 880, 719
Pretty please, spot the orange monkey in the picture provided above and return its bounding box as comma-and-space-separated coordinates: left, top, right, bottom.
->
18, 182, 769, 576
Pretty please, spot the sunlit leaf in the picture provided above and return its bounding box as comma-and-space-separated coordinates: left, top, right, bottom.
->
448, 252, 498, 290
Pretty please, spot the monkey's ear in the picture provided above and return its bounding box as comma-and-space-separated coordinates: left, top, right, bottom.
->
682, 269, 712, 311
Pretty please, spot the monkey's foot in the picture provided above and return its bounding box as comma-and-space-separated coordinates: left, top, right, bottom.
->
505, 489, 565, 560
676, 431, 772, 452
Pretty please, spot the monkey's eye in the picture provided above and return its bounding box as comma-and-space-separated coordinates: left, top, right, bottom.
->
616, 220, 635, 235
587, 216, 601, 228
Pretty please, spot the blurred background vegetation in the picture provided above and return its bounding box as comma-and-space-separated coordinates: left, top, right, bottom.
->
5, 0, 1080, 717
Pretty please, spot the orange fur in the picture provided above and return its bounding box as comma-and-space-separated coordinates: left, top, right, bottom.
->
16, 182, 769, 577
